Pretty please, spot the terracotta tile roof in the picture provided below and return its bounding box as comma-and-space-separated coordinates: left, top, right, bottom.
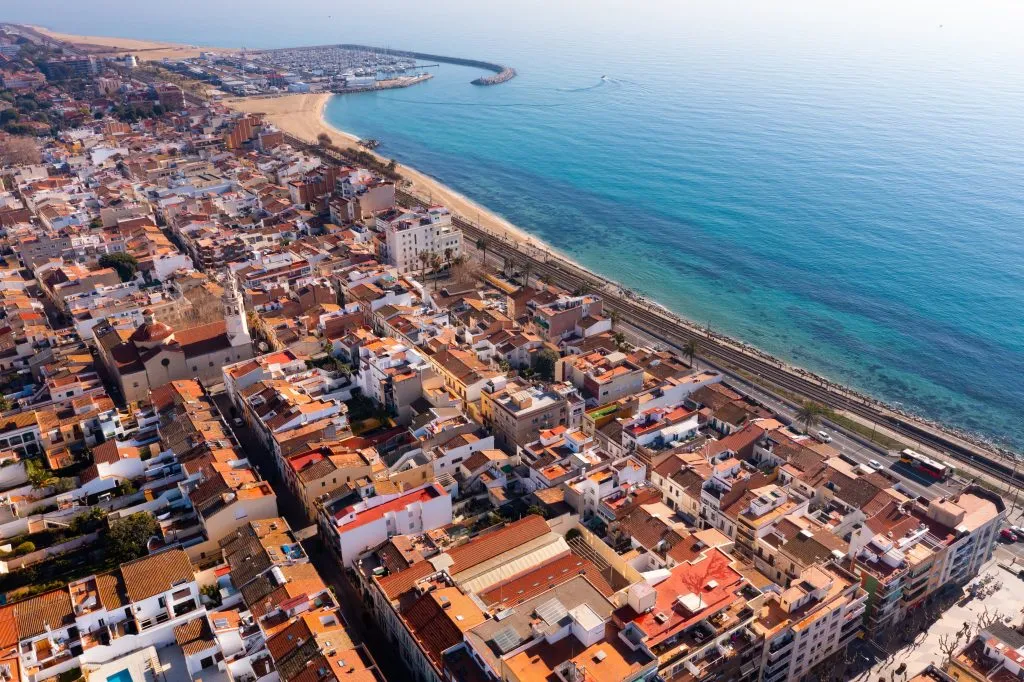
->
377, 515, 551, 601
401, 592, 466, 674
241, 563, 326, 619
175, 616, 217, 656
120, 548, 195, 603
0, 606, 17, 651
14, 588, 74, 639
266, 618, 314, 662
96, 571, 128, 610
478, 551, 614, 608
175, 320, 231, 358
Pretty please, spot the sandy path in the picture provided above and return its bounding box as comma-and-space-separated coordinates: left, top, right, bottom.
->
224, 93, 545, 248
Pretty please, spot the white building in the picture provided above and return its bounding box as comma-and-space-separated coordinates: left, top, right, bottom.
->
379, 206, 463, 274
318, 482, 452, 566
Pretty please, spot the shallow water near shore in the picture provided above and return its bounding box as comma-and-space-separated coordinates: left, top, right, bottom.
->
16, 0, 1024, 449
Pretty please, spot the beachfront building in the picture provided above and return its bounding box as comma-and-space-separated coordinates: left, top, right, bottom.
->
378, 205, 463, 274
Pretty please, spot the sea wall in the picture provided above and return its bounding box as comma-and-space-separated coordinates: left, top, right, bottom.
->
335, 44, 516, 85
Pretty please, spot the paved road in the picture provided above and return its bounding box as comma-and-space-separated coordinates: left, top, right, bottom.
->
211, 392, 414, 682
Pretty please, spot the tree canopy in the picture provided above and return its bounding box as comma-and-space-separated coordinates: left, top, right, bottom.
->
99, 253, 139, 282
108, 512, 158, 564
534, 349, 559, 382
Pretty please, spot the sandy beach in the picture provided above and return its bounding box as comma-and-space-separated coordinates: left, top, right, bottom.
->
32, 26, 236, 61
224, 94, 543, 248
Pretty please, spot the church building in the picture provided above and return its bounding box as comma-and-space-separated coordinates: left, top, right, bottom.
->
95, 275, 255, 404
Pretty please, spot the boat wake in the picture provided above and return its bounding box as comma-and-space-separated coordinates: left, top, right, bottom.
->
557, 78, 608, 93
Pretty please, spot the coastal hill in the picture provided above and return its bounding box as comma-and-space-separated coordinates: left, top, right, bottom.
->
336, 43, 515, 85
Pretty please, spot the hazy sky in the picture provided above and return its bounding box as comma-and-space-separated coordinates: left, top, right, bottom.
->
5, 0, 1024, 65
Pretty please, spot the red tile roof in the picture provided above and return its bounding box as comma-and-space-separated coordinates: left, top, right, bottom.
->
377, 515, 550, 600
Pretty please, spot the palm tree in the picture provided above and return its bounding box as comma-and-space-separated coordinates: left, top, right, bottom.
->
430, 252, 443, 290
609, 309, 620, 330
418, 250, 431, 279
521, 261, 532, 288
797, 401, 825, 434
476, 237, 488, 266
443, 247, 453, 268
684, 338, 699, 369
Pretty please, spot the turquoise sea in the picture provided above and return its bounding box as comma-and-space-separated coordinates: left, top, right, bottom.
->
8, 1, 1024, 449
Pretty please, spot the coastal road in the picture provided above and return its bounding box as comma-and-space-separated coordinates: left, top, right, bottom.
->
433, 203, 1022, 491
608, 313, 956, 501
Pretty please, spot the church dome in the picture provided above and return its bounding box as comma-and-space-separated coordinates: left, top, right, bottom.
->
130, 320, 175, 345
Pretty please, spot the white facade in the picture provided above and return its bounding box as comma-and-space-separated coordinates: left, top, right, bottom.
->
322, 482, 453, 566
381, 206, 463, 274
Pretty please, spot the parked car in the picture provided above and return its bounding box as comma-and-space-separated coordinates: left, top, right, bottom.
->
868, 459, 884, 470
232, 417, 244, 428
1012, 525, 1024, 539
816, 431, 833, 443
1001, 528, 1018, 542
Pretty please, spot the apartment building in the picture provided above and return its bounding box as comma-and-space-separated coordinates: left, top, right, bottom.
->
378, 206, 463, 274
559, 349, 645, 406
615, 547, 765, 682
846, 487, 1003, 636
752, 562, 867, 682
480, 376, 584, 454
317, 481, 452, 566
9, 548, 201, 682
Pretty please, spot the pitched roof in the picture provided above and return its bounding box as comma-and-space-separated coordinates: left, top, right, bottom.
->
96, 571, 128, 610
175, 616, 216, 656
120, 548, 195, 603
14, 588, 74, 639
377, 515, 551, 601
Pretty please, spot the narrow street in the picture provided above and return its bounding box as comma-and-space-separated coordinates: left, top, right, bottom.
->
211, 391, 415, 682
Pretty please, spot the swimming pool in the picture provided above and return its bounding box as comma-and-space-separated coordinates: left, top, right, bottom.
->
106, 669, 132, 682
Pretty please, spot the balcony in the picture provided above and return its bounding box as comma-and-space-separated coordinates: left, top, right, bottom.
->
768, 633, 794, 655
137, 612, 171, 631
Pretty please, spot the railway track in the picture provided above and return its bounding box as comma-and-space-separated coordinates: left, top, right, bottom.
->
426, 203, 1024, 490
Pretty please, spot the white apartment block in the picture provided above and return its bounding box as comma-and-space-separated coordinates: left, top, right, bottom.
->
379, 206, 463, 274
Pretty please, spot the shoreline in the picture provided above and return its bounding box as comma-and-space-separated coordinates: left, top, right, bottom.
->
225, 94, 543, 249
28, 25, 236, 61
225, 93, 1017, 460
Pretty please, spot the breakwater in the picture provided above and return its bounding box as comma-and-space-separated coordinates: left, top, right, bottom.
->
335, 44, 515, 85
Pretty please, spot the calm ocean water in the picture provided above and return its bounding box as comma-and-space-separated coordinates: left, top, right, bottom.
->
10, 1, 1024, 449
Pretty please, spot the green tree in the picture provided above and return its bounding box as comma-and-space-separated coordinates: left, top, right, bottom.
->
430, 252, 442, 290
418, 250, 431, 279
0, 396, 12, 412
797, 401, 825, 434
475, 237, 488, 266
684, 338, 699, 370
107, 512, 158, 564
200, 583, 222, 607
534, 349, 559, 382
98, 253, 139, 282
526, 505, 547, 519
